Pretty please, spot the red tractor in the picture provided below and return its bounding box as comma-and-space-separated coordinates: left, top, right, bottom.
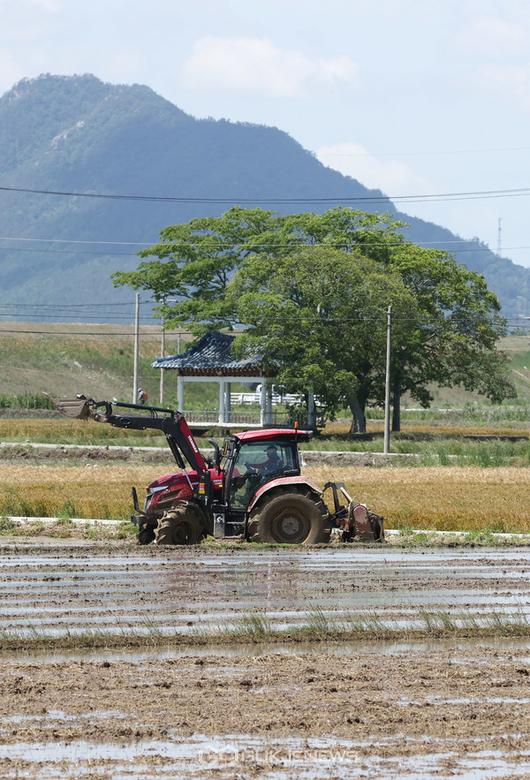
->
57, 396, 384, 546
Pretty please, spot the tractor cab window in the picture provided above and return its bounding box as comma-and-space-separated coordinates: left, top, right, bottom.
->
229, 440, 297, 508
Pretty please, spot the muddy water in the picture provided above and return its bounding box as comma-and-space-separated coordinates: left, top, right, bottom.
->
0, 734, 529, 778
0, 544, 529, 777
0, 546, 528, 639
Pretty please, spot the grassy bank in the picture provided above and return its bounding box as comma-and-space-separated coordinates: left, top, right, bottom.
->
0, 463, 528, 533
0, 608, 527, 652
0, 324, 527, 417
0, 418, 529, 467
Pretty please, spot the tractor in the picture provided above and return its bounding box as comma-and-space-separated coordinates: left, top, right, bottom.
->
56, 396, 384, 546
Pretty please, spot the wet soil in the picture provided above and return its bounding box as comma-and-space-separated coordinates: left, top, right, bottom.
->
0, 542, 528, 776
0, 645, 529, 777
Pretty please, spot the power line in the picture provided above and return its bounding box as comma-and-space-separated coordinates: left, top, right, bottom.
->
0, 329, 186, 336
0, 246, 139, 257
5, 183, 530, 205
1, 236, 529, 255
0, 234, 495, 247
0, 235, 154, 246
0, 313, 159, 321
319, 145, 530, 158
0, 301, 153, 308
0, 313, 525, 330
1, 232, 529, 257
0, 232, 529, 257
3, 242, 530, 256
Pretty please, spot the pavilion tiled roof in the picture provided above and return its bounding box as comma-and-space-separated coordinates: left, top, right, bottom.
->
152, 331, 276, 377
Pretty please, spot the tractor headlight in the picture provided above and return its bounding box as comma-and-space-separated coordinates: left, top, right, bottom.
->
144, 484, 168, 512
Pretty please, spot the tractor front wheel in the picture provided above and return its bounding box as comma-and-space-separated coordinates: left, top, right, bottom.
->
137, 522, 156, 545
248, 493, 329, 545
155, 504, 203, 545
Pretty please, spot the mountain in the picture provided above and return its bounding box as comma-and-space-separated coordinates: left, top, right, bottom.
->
0, 73, 528, 316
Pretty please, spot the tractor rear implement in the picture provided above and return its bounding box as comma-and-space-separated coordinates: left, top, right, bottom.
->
55, 396, 384, 546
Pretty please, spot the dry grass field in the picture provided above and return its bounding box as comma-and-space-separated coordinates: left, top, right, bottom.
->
0, 418, 164, 445
0, 462, 528, 532
1, 417, 529, 453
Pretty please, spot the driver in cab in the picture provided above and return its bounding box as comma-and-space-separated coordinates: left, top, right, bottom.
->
256, 444, 283, 478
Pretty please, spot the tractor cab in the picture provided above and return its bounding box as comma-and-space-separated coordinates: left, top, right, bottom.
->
225, 429, 310, 503
212, 429, 313, 538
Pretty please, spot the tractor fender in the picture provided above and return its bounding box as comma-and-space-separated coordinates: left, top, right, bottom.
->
247, 476, 323, 515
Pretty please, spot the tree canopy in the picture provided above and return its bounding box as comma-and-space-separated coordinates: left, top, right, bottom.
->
113, 207, 515, 431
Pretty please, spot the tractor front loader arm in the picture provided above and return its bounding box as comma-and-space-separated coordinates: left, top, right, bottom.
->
54, 395, 208, 476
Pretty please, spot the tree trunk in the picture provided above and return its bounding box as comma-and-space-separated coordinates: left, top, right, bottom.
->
348, 392, 366, 434
392, 376, 401, 432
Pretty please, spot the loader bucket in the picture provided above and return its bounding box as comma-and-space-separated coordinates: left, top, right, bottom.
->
54, 397, 92, 420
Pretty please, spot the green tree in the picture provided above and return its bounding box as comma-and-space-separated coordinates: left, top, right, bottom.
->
112, 207, 274, 332
113, 206, 515, 431
385, 244, 514, 428
230, 246, 419, 432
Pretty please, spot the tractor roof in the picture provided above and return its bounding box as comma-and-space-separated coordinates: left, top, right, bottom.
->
234, 428, 312, 443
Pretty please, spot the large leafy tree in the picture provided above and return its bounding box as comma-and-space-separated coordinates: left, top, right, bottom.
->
385, 244, 514, 428
112, 207, 274, 332
230, 246, 418, 432
113, 207, 515, 432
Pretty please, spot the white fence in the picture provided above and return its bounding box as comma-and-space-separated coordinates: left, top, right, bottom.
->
230, 392, 301, 406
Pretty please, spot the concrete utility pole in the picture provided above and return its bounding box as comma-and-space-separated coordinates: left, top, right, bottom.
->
497, 217, 502, 256
159, 311, 166, 405
132, 292, 140, 404
383, 305, 392, 455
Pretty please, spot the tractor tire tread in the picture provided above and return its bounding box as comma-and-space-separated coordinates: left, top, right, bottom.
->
248, 491, 330, 545
155, 502, 203, 546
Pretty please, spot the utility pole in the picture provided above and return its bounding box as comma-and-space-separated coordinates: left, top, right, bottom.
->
497, 217, 502, 256
159, 311, 166, 405
383, 305, 392, 455
132, 292, 140, 404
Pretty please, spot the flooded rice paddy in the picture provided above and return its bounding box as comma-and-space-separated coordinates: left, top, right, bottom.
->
0, 545, 529, 639
0, 540, 528, 776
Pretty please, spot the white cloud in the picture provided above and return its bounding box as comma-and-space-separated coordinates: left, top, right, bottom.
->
460, 15, 527, 55
476, 63, 530, 110
27, 0, 63, 11
0, 0, 63, 11
316, 143, 429, 196
182, 36, 359, 97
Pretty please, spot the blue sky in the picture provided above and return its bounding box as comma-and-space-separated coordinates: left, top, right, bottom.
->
3, 0, 530, 267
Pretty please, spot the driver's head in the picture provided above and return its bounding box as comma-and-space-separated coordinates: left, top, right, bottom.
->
266, 444, 280, 461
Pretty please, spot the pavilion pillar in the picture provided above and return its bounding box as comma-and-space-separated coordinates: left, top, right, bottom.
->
259, 380, 266, 427
225, 382, 231, 423
218, 379, 226, 424
177, 375, 184, 412
265, 382, 273, 426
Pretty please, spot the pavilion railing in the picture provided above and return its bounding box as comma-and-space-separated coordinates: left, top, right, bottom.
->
182, 409, 292, 426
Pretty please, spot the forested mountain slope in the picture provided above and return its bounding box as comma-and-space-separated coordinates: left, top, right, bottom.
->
0, 74, 528, 314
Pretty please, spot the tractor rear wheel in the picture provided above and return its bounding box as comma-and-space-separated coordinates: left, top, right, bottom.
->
248, 492, 329, 545
155, 503, 203, 545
